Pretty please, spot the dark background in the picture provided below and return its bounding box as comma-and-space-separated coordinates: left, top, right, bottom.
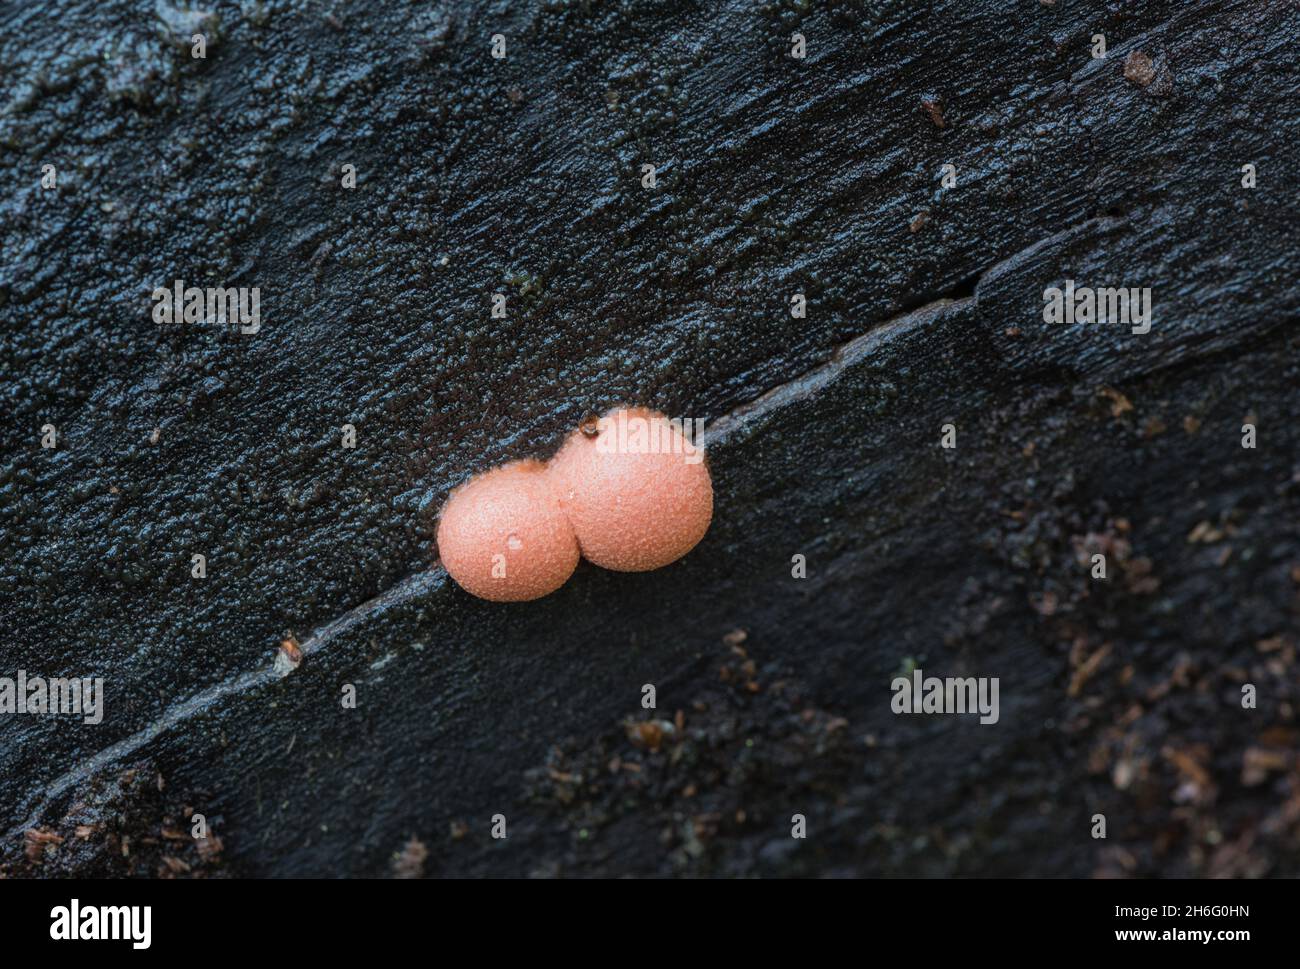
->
1, 0, 1297, 877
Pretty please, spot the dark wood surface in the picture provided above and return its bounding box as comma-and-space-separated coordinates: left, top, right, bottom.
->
2, 0, 1297, 876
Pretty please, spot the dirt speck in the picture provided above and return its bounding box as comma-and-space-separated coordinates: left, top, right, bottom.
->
391, 837, 428, 878
1124, 51, 1156, 87
920, 98, 946, 128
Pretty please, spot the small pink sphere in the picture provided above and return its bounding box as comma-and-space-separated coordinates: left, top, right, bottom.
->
546, 407, 713, 572
436, 459, 580, 602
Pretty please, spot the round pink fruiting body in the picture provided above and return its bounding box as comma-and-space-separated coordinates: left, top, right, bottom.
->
546, 407, 713, 572
436, 459, 580, 602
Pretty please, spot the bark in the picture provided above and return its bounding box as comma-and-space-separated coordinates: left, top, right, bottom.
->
1, 0, 1298, 876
